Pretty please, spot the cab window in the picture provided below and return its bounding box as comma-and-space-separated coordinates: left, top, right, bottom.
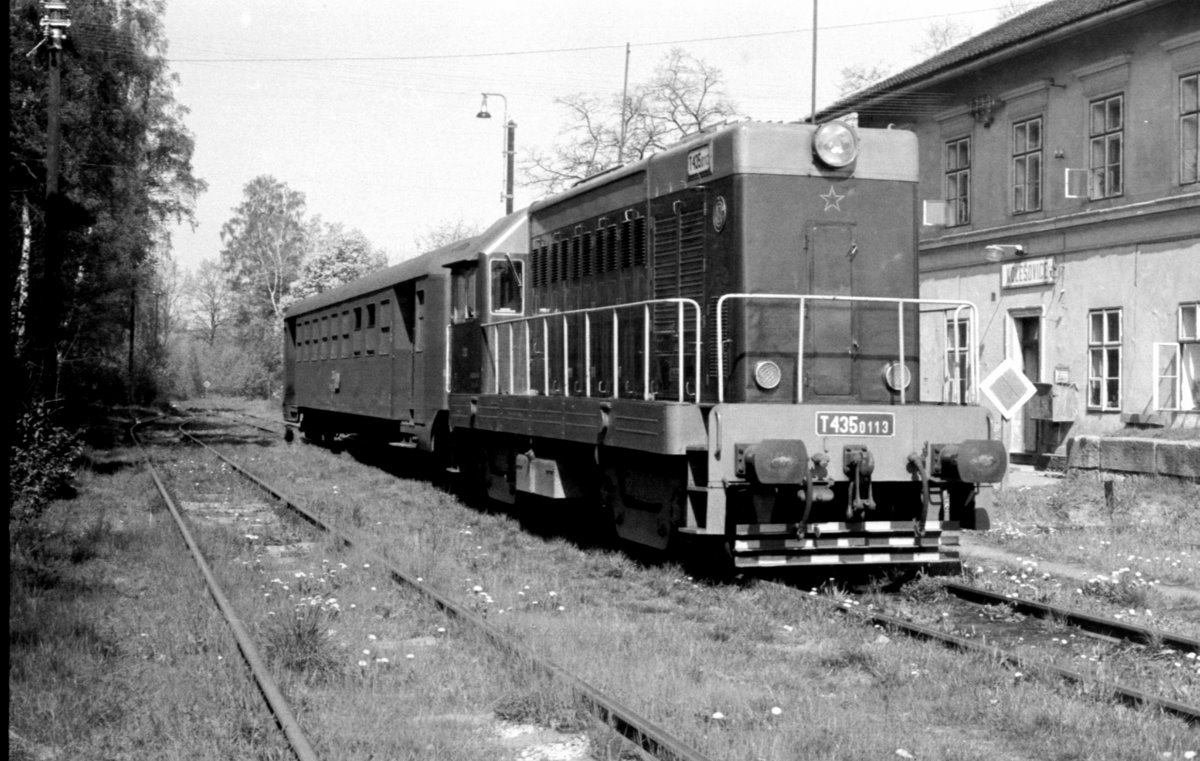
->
451, 266, 477, 323
490, 258, 523, 315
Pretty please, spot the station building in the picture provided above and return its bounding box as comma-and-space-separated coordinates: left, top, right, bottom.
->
819, 0, 1200, 464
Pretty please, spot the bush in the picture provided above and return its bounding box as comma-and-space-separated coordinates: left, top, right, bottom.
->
9, 402, 83, 526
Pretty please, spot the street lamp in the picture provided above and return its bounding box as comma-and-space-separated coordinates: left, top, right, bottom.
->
476, 92, 516, 215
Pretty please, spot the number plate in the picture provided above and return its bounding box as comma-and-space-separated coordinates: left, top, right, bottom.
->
815, 412, 895, 437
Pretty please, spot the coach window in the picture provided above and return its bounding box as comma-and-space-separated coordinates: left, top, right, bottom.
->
379, 299, 392, 356
320, 315, 329, 360
490, 257, 523, 315
353, 306, 363, 356
342, 310, 351, 358
415, 289, 425, 352
366, 302, 378, 355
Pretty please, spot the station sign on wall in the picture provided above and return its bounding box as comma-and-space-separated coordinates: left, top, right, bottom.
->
1001, 257, 1055, 289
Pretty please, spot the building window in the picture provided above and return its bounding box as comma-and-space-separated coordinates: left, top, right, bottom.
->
1158, 303, 1200, 411
1182, 73, 1199, 185
945, 136, 970, 226
1012, 117, 1042, 214
945, 318, 971, 403
1089, 94, 1123, 199
1088, 308, 1122, 411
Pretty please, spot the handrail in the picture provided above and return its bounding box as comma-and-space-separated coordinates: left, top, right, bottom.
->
715, 293, 981, 404
484, 298, 703, 402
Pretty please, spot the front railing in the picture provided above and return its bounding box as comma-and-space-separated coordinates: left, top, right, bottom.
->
483, 298, 703, 402
714, 293, 980, 405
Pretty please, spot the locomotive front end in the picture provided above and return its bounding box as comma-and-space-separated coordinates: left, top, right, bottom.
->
678, 121, 1007, 570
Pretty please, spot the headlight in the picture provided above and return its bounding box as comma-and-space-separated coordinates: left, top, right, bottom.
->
882, 362, 912, 392
754, 360, 782, 390
813, 121, 859, 168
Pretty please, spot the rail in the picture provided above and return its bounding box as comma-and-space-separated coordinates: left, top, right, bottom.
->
715, 293, 980, 405
483, 298, 703, 402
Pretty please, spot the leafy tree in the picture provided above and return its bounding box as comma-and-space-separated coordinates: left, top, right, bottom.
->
220, 175, 309, 322
218, 175, 310, 398
523, 48, 738, 193
290, 223, 386, 302
8, 0, 203, 404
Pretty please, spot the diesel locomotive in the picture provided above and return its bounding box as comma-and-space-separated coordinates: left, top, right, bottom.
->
283, 120, 1007, 571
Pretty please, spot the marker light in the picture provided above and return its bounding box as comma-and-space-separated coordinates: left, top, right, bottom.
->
754, 360, 782, 390
882, 362, 912, 392
813, 121, 859, 168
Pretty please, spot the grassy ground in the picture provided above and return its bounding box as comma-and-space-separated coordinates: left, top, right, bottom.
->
983, 470, 1200, 590
9, 397, 1200, 761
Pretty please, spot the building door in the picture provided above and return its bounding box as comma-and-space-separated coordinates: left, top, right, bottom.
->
1009, 312, 1042, 457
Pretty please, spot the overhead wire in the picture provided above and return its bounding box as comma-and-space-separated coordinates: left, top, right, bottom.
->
163, 5, 1027, 64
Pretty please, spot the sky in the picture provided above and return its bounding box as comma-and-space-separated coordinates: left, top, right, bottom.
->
161, 0, 1044, 270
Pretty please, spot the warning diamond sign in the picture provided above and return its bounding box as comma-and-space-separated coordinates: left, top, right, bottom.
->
980, 357, 1037, 420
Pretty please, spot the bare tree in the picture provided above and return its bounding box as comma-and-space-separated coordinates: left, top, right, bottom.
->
189, 259, 230, 346
836, 62, 893, 97
523, 48, 738, 194
412, 217, 484, 254
912, 18, 972, 59
997, 1, 1035, 22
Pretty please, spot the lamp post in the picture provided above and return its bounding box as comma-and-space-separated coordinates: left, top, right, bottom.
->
476, 92, 515, 215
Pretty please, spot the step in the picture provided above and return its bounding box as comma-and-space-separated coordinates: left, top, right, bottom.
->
735, 520, 957, 537
734, 533, 956, 553
734, 549, 960, 568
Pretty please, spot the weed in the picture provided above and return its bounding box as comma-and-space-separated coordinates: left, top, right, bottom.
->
262, 603, 342, 683
900, 572, 948, 604
493, 687, 589, 732
1081, 570, 1158, 609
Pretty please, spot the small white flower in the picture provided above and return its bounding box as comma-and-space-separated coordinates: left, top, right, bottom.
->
406, 653, 415, 660
368, 634, 377, 641
711, 711, 725, 721
895, 751, 914, 760
770, 706, 782, 716
362, 649, 371, 655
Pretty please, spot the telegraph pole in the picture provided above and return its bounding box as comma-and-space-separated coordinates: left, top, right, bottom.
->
27, 0, 72, 399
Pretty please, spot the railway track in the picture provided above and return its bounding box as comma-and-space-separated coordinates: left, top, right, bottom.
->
138, 411, 717, 761
802, 579, 1200, 723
